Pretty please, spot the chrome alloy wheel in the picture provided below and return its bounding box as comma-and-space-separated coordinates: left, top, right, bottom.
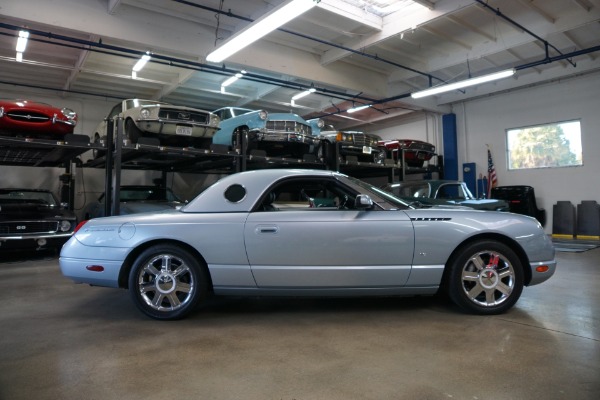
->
460, 250, 516, 307
136, 254, 196, 312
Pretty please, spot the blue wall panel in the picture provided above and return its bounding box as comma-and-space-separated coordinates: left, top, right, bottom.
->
442, 114, 458, 180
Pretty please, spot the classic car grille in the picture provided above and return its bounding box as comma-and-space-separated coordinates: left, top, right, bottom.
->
408, 142, 435, 152
266, 121, 312, 135
6, 111, 50, 123
158, 109, 208, 124
352, 133, 367, 146
0, 221, 58, 235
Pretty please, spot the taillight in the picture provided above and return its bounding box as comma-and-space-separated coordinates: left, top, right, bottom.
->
73, 220, 88, 233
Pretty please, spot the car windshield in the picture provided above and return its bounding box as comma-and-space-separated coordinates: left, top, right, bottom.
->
436, 184, 474, 200
341, 176, 413, 209
124, 99, 169, 110
100, 187, 181, 202
386, 182, 431, 198
0, 190, 57, 205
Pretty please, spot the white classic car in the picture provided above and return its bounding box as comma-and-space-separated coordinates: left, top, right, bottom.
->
93, 99, 220, 153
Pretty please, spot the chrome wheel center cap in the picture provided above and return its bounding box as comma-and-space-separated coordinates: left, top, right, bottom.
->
156, 273, 176, 294
479, 268, 499, 289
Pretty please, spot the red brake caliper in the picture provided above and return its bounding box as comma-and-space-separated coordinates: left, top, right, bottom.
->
486, 253, 500, 279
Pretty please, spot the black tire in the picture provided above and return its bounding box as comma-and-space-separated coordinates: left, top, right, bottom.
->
446, 240, 524, 315
128, 244, 209, 320
125, 119, 142, 144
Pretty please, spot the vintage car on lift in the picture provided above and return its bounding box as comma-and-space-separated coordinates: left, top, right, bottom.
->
82, 185, 185, 219
93, 99, 220, 154
60, 169, 555, 320
378, 138, 436, 167
312, 123, 386, 165
0, 188, 77, 251
0, 99, 77, 137
212, 107, 320, 158
383, 180, 510, 211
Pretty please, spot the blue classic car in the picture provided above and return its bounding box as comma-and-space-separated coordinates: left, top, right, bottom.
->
212, 107, 320, 158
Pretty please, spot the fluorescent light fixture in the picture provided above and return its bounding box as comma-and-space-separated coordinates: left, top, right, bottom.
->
206, 0, 318, 63
347, 104, 371, 113
16, 52, 23, 62
220, 71, 246, 93
290, 87, 316, 107
16, 30, 29, 53
411, 68, 516, 99
133, 52, 151, 72
291, 88, 316, 101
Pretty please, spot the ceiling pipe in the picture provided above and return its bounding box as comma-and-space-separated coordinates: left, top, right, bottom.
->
473, 0, 576, 68
0, 23, 377, 105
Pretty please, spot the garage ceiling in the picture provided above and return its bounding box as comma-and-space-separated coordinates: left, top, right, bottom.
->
1, 0, 599, 130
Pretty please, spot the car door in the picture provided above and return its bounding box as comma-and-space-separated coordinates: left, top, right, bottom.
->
243, 178, 414, 289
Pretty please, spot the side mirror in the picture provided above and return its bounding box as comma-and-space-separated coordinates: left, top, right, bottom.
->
354, 194, 374, 210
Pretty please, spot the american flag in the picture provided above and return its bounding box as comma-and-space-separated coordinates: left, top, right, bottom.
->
487, 148, 498, 198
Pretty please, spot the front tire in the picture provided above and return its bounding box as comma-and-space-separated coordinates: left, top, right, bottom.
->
446, 240, 524, 315
128, 244, 209, 320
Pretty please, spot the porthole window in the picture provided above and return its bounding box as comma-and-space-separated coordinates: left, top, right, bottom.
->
224, 184, 246, 203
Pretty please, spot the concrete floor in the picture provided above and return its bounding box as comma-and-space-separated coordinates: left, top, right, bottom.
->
0, 248, 598, 400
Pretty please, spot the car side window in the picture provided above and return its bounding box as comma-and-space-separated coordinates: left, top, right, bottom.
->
256, 178, 357, 212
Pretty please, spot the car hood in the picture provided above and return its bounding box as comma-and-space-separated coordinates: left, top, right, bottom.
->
0, 203, 75, 220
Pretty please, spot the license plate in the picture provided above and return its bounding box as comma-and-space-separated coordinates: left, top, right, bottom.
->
362, 146, 372, 154
176, 126, 193, 136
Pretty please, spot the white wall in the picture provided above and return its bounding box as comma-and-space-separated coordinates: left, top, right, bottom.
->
452, 71, 600, 232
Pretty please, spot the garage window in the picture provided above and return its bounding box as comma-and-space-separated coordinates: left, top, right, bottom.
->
506, 120, 583, 170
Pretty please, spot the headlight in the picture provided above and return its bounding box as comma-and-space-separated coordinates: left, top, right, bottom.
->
140, 108, 151, 119
316, 119, 325, 128
337, 132, 352, 142
61, 108, 77, 120
59, 220, 72, 232
210, 114, 220, 126
1, 106, 6, 118
258, 110, 268, 120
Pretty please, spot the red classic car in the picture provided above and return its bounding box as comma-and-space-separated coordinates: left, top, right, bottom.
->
378, 138, 435, 167
0, 99, 77, 137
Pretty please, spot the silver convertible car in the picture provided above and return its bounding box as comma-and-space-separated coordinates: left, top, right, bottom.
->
60, 169, 556, 320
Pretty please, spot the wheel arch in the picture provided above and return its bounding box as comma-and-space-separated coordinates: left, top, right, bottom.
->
117, 239, 213, 290
442, 233, 532, 286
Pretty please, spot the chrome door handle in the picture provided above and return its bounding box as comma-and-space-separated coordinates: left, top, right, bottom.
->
256, 225, 279, 234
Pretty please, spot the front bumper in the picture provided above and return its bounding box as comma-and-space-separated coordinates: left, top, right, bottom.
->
253, 129, 317, 145
136, 119, 219, 138
0, 232, 73, 250
528, 259, 557, 285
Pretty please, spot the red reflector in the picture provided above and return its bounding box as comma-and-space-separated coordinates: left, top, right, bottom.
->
74, 220, 89, 233
511, 200, 521, 203
86, 265, 104, 272
536, 265, 549, 273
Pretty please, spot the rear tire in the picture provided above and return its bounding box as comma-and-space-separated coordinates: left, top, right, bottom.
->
128, 244, 209, 320
446, 240, 524, 315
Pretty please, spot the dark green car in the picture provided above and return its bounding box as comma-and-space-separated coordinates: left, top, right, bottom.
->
383, 180, 509, 211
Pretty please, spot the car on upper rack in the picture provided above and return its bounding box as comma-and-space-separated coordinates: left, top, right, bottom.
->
82, 185, 185, 219
92, 99, 220, 155
0, 99, 77, 138
382, 180, 510, 211
212, 107, 321, 158
60, 169, 555, 320
0, 188, 77, 251
378, 138, 436, 167
312, 123, 386, 165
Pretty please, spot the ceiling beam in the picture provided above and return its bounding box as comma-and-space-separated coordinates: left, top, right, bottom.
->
320, 0, 474, 66
516, 0, 556, 24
